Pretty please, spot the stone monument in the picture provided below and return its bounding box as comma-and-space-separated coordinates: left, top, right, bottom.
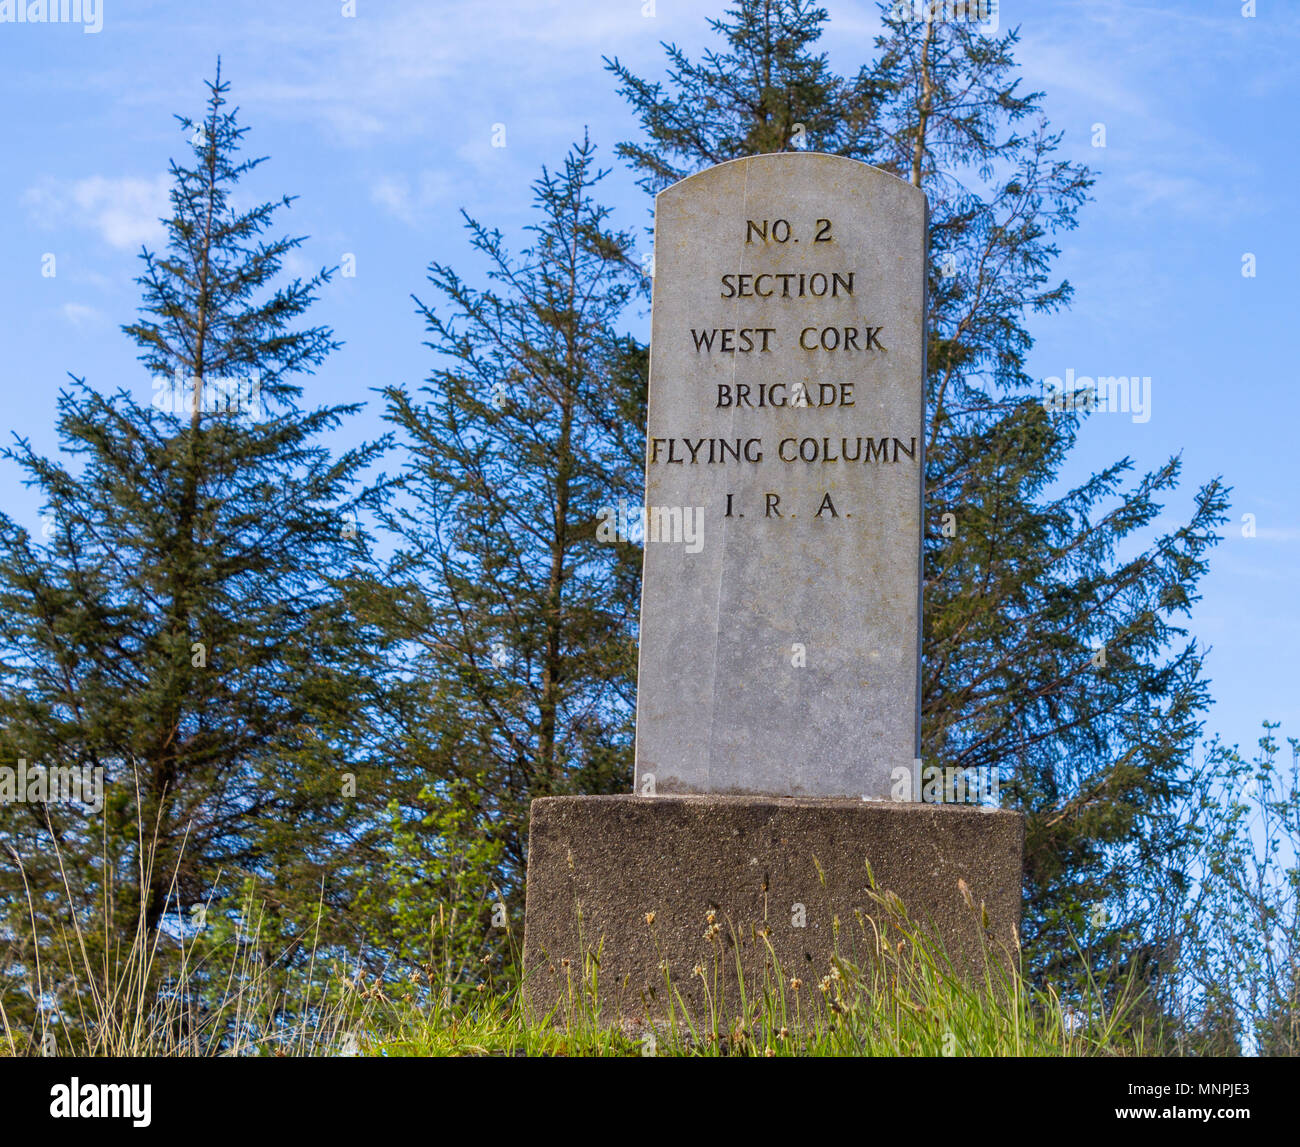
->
523, 153, 1023, 1023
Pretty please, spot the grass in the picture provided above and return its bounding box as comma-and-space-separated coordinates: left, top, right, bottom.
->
2, 810, 1148, 1057
368, 890, 1147, 1057
1, 791, 370, 1058
2, 886, 1147, 1057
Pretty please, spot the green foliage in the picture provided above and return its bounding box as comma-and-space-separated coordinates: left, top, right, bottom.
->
372, 886, 1148, 1058
1166, 725, 1299, 1054
0, 63, 389, 1039
604, 0, 1229, 1000
358, 136, 645, 905
0, 13, 1276, 1059
353, 783, 512, 1003
607, 0, 885, 191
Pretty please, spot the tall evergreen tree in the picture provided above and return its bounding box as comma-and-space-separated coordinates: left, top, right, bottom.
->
360, 137, 645, 907
0, 65, 388, 1040
606, 0, 1228, 993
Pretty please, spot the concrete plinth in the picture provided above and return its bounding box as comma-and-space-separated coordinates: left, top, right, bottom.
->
522, 795, 1024, 1023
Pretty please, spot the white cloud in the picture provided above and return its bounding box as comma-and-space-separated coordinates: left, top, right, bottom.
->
1013, 1, 1281, 222
227, 0, 669, 143
21, 174, 170, 251
1114, 170, 1254, 220
369, 170, 456, 225
370, 175, 414, 221
61, 302, 106, 328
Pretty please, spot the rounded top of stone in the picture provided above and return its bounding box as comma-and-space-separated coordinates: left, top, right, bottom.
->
654, 152, 927, 211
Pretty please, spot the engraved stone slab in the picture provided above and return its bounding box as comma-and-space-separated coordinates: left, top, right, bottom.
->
633, 153, 926, 799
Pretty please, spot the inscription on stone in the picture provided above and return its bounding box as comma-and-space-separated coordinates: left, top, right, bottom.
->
633, 153, 926, 799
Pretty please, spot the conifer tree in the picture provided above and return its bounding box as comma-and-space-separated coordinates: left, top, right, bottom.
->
606, 1, 1229, 993
361, 137, 644, 904
0, 65, 388, 1037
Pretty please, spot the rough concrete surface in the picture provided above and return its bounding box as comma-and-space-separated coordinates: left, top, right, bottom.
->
523, 794, 1024, 1023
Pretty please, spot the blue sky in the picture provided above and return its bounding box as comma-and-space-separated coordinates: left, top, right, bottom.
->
0, 0, 1295, 761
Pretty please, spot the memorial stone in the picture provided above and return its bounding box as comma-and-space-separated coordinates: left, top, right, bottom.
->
634, 153, 926, 800
522, 154, 1023, 1023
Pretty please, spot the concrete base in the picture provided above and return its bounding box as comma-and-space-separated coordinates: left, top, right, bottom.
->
522, 795, 1024, 1023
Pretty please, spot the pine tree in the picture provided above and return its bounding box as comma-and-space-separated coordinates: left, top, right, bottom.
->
608, 0, 885, 191
359, 136, 644, 907
0, 64, 388, 1039
606, 0, 1229, 992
